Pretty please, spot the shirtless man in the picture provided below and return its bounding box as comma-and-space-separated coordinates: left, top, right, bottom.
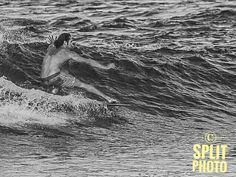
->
41, 33, 117, 103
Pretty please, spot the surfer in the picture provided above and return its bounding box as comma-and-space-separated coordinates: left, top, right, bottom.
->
40, 33, 117, 103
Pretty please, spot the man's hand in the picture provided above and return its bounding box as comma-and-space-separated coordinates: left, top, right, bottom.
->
106, 63, 115, 70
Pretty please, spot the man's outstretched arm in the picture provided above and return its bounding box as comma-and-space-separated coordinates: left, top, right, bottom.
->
66, 49, 115, 70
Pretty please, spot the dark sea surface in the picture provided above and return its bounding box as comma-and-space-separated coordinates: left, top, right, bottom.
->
0, 0, 236, 176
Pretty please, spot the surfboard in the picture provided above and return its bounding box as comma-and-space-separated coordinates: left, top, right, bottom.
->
107, 103, 130, 107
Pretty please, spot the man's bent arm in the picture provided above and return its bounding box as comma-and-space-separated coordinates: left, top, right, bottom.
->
67, 50, 110, 70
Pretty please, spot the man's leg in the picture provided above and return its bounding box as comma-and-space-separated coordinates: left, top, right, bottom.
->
73, 78, 116, 103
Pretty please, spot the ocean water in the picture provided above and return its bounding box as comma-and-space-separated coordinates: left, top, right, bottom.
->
0, 0, 236, 176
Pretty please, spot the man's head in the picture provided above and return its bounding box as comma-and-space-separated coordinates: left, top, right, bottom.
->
54, 33, 71, 48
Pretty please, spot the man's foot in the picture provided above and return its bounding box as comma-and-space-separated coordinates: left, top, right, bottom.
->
107, 98, 118, 104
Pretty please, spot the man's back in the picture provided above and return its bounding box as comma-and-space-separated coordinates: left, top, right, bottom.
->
41, 45, 69, 78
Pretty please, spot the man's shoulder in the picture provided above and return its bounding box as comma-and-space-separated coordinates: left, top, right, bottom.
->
48, 46, 68, 56
58, 47, 70, 54
47, 45, 56, 56
60, 47, 76, 58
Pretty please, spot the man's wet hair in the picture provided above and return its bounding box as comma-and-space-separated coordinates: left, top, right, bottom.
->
54, 33, 71, 48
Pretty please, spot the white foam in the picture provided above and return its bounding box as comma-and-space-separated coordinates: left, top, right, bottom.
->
0, 104, 68, 126
0, 76, 103, 127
